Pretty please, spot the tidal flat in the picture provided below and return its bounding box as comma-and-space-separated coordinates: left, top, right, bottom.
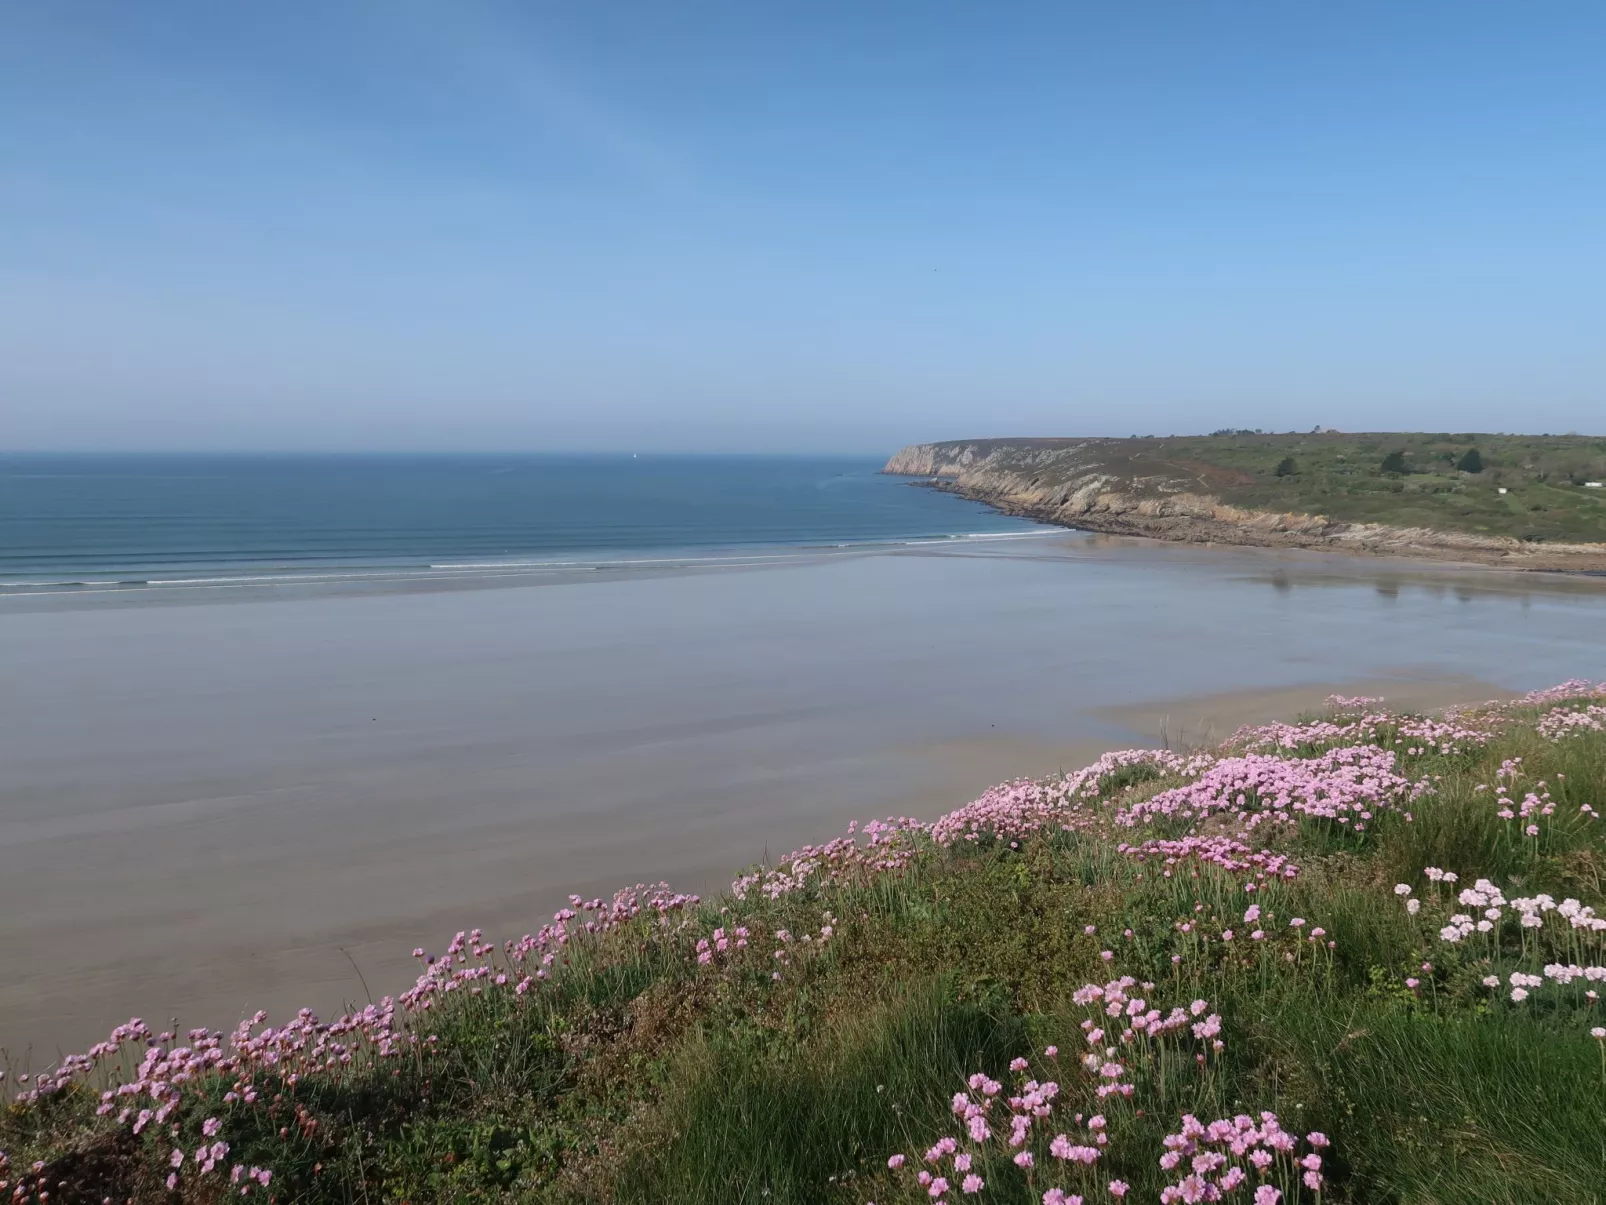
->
2, 533, 1603, 1055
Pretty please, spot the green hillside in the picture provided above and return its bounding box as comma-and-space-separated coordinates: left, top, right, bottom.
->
943, 432, 1606, 543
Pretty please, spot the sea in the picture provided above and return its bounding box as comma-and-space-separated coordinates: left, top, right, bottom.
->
0, 453, 1038, 592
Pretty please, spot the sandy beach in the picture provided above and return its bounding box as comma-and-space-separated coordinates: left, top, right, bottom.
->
3, 533, 1605, 1060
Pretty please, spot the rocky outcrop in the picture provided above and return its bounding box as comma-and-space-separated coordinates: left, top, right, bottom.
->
884, 440, 1606, 572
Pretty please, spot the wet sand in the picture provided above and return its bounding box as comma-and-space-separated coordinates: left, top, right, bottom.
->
3, 534, 1605, 1059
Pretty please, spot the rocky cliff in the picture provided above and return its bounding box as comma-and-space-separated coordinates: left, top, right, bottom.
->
884, 439, 1606, 572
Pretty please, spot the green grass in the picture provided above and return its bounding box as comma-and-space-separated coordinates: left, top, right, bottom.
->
5, 692, 1606, 1203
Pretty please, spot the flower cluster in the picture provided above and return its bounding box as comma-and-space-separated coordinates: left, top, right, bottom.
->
731, 817, 925, 900
1157, 1113, 1329, 1203
1069, 978, 1226, 1073
695, 925, 750, 966
4, 884, 705, 1195
1235, 709, 1497, 759
1518, 680, 1606, 707
1397, 870, 1605, 1020
406, 885, 698, 1005
881, 1055, 1121, 1204
1116, 746, 1422, 833
1536, 704, 1606, 742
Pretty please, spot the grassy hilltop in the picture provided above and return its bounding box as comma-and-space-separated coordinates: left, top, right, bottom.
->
900, 432, 1606, 545
5, 685, 1606, 1204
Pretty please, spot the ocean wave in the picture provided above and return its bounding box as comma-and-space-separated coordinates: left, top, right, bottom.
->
0, 528, 1066, 597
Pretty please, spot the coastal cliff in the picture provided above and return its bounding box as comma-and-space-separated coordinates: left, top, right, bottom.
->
885, 437, 1606, 571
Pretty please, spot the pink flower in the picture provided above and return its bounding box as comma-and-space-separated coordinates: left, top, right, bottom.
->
929, 1177, 950, 1198
1010, 1057, 1030, 1072
202, 1117, 222, 1138
1307, 1132, 1330, 1148
888, 1155, 906, 1169
170, 1148, 185, 1169
1108, 1182, 1129, 1198
962, 1174, 984, 1194
1254, 1188, 1281, 1205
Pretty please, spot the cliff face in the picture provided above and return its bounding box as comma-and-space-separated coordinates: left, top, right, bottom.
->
884, 440, 1606, 571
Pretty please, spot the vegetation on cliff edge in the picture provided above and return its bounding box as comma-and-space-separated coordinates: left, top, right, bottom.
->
902, 433, 1606, 544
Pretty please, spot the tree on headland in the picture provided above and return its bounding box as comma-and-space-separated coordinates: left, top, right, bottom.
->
1458, 448, 1484, 473
1380, 450, 1409, 475
1274, 457, 1297, 477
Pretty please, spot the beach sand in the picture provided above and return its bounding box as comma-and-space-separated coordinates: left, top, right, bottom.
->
3, 535, 1604, 1058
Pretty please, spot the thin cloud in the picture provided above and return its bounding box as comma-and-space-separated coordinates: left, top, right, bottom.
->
383, 0, 694, 197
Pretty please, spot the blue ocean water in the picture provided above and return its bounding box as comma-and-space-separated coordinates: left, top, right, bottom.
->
0, 454, 1041, 589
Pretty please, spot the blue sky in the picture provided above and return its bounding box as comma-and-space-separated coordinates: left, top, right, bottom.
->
2, 1, 1603, 452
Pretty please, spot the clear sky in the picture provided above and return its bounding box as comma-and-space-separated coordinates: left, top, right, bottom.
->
2, 2, 1603, 453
